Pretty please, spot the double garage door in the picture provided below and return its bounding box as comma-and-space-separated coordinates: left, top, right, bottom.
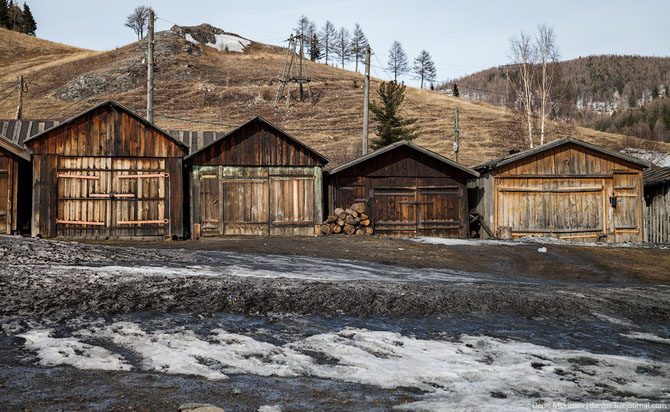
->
56, 156, 170, 237
372, 186, 465, 237
195, 167, 318, 236
0, 154, 14, 234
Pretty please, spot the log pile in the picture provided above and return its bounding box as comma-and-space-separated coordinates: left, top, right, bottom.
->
321, 202, 374, 235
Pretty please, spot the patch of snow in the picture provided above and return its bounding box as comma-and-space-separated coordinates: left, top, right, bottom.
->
206, 33, 250, 52
184, 33, 199, 45
537, 247, 547, 253
409, 237, 518, 246
592, 313, 634, 327
258, 406, 282, 412
18, 323, 669, 410
18, 329, 131, 371
621, 332, 670, 345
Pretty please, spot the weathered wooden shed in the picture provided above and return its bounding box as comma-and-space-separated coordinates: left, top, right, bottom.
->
327, 140, 479, 238
0, 135, 31, 234
186, 116, 328, 236
644, 167, 670, 244
24, 101, 189, 239
470, 138, 648, 242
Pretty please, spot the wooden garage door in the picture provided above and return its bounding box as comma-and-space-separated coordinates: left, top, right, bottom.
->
56, 157, 169, 237
372, 186, 463, 236
496, 179, 605, 238
612, 172, 641, 242
0, 154, 9, 234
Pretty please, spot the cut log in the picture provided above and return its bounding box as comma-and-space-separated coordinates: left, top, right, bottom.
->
360, 213, 368, 220
334, 207, 345, 216
353, 217, 361, 224
332, 224, 342, 234
344, 224, 356, 235
355, 228, 364, 235
338, 212, 348, 220
350, 211, 359, 218
321, 224, 332, 235
336, 218, 345, 226
326, 215, 338, 223
345, 215, 356, 225
365, 226, 374, 235
360, 219, 370, 226
351, 203, 366, 214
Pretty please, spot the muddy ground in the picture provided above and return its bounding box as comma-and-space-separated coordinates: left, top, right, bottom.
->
0, 235, 668, 411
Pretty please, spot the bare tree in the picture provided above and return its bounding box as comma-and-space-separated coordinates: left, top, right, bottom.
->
333, 27, 352, 69
125, 6, 150, 40
351, 23, 368, 73
536, 24, 560, 145
413, 50, 437, 89
319, 20, 337, 65
510, 31, 537, 148
387, 41, 409, 82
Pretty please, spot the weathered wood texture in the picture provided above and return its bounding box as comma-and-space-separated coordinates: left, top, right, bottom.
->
328, 144, 473, 238
0, 152, 19, 234
188, 117, 326, 237
644, 168, 670, 244
26, 102, 187, 239
472, 142, 645, 243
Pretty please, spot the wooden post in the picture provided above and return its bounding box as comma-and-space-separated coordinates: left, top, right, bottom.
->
453, 107, 460, 162
146, 7, 154, 122
15, 74, 23, 120
362, 45, 371, 155
298, 33, 304, 101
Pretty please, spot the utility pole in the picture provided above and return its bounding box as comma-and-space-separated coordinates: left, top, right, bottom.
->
146, 7, 154, 122
453, 108, 460, 162
15, 75, 24, 120
298, 32, 304, 101
362, 45, 371, 155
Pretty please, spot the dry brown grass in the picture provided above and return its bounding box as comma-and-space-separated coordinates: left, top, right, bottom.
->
1, 27, 668, 166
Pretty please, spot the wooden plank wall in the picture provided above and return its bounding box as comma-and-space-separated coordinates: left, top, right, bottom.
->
645, 184, 670, 243
27, 104, 187, 239
0, 153, 19, 234
482, 143, 645, 242
328, 147, 472, 238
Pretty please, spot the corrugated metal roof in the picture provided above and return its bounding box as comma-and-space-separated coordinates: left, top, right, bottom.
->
0, 119, 59, 146
474, 137, 649, 171
644, 167, 670, 187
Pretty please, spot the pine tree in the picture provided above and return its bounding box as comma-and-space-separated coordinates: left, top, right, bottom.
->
652, 85, 660, 99
304, 21, 320, 60
0, 0, 9, 29
6, 0, 22, 31
413, 50, 437, 89
21, 2, 35, 35
387, 41, 409, 82
333, 27, 352, 69
369, 81, 417, 149
453, 83, 460, 97
351, 23, 368, 73
319, 20, 336, 65
309, 32, 321, 61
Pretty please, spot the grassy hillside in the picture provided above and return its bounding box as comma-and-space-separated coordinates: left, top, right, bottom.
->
0, 26, 667, 166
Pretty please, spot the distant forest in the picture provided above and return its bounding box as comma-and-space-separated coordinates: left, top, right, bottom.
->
448, 55, 670, 142
0, 0, 37, 36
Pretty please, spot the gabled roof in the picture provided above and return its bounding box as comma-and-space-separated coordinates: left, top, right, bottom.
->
644, 167, 670, 187
474, 137, 649, 171
328, 140, 479, 177
23, 100, 189, 150
0, 119, 59, 147
0, 134, 30, 161
185, 116, 328, 164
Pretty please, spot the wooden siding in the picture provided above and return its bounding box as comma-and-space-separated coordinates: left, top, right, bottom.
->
27, 103, 187, 239
191, 166, 322, 236
0, 152, 19, 234
328, 146, 472, 238
187, 120, 325, 167
475, 143, 645, 242
645, 183, 670, 243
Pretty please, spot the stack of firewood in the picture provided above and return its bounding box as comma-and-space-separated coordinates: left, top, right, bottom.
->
321, 202, 374, 235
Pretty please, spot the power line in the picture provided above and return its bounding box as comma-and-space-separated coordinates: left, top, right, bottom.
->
0, 84, 18, 105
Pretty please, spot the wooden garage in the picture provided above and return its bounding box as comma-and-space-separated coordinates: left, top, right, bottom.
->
186, 116, 328, 236
0, 135, 31, 235
470, 137, 648, 242
24, 101, 189, 239
644, 167, 670, 244
327, 140, 479, 238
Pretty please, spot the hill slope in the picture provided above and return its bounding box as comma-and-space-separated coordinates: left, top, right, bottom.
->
0, 26, 667, 166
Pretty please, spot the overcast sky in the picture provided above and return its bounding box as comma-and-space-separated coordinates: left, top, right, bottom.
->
28, 0, 670, 85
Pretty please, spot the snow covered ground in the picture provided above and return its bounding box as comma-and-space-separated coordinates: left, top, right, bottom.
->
205, 33, 250, 52
14, 320, 670, 411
